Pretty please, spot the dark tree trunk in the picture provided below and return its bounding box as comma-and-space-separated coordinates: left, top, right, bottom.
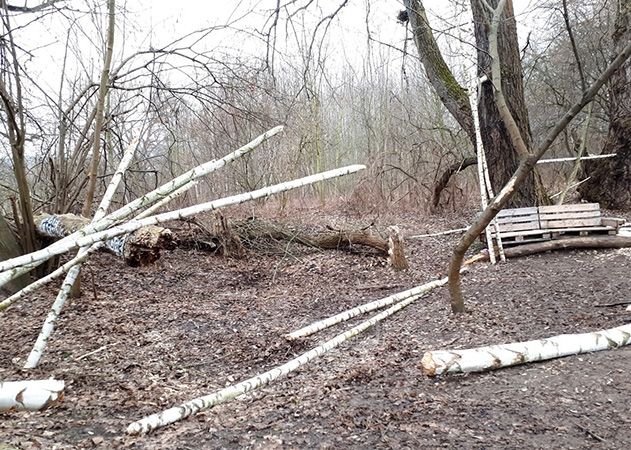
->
470, 0, 549, 207
580, 0, 631, 209
0, 214, 30, 293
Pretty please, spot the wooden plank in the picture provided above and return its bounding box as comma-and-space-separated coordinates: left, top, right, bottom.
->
538, 210, 601, 221
496, 207, 539, 217
496, 215, 540, 225
538, 203, 600, 213
601, 217, 626, 228
497, 221, 541, 232
540, 218, 602, 229
497, 229, 558, 239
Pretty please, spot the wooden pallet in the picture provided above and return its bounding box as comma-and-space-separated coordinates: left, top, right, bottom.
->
487, 203, 623, 246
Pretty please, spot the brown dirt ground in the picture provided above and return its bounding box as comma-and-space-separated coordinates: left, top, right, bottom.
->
1, 208, 631, 449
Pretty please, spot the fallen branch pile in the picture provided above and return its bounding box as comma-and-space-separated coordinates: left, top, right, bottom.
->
182, 217, 409, 269
0, 125, 366, 406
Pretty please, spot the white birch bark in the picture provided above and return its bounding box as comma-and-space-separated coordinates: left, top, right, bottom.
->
2, 183, 195, 311
23, 137, 139, 369
0, 379, 64, 411
537, 153, 616, 164
1, 165, 366, 273
286, 277, 448, 340
421, 324, 631, 376
469, 80, 504, 264
134, 181, 197, 219
0, 126, 283, 282
127, 284, 423, 435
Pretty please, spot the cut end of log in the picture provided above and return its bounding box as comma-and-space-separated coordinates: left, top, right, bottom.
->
387, 226, 409, 271
124, 226, 177, 267
126, 423, 143, 435
420, 352, 438, 377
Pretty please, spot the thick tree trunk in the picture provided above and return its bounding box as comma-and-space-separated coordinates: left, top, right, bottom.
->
470, 0, 548, 207
34, 213, 175, 267
0, 214, 29, 293
580, 0, 631, 209
403, 0, 475, 143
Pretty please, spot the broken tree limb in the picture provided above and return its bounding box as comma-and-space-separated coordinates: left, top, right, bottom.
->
127, 281, 428, 435
0, 379, 64, 411
286, 276, 448, 340
470, 236, 631, 262
0, 165, 366, 273
421, 323, 631, 376
0, 126, 283, 286
409, 227, 469, 238
431, 156, 477, 209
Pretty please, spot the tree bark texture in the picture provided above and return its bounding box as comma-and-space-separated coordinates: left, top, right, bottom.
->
403, 0, 475, 144
0, 379, 64, 411
580, 0, 631, 209
0, 214, 29, 293
34, 213, 175, 267
470, 0, 548, 207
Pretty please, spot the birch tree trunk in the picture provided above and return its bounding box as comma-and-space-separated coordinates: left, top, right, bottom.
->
34, 214, 174, 266
0, 126, 284, 288
447, 6, 631, 313
0, 380, 64, 411
0, 165, 365, 274
421, 324, 631, 376
127, 280, 425, 435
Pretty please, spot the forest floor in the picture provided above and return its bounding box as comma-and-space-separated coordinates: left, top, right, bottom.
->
1, 205, 631, 449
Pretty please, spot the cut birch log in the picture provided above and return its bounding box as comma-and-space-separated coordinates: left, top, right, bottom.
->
421, 323, 631, 376
0, 126, 283, 286
127, 284, 425, 435
24, 137, 140, 369
536, 153, 616, 164
34, 214, 175, 267
286, 276, 448, 340
0, 379, 64, 411
0, 165, 366, 273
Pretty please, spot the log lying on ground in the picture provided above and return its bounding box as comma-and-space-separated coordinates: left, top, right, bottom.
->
0, 126, 283, 287
469, 235, 631, 263
421, 323, 631, 376
127, 282, 428, 435
0, 380, 64, 411
191, 217, 408, 269
286, 276, 448, 340
34, 213, 175, 266
0, 165, 366, 273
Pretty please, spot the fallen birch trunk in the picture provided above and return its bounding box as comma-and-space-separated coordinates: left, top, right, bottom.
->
127, 283, 425, 435
286, 277, 448, 340
0, 165, 366, 273
0, 126, 283, 285
0, 379, 64, 411
421, 323, 631, 376
24, 138, 140, 369
34, 213, 175, 267
1, 186, 192, 311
